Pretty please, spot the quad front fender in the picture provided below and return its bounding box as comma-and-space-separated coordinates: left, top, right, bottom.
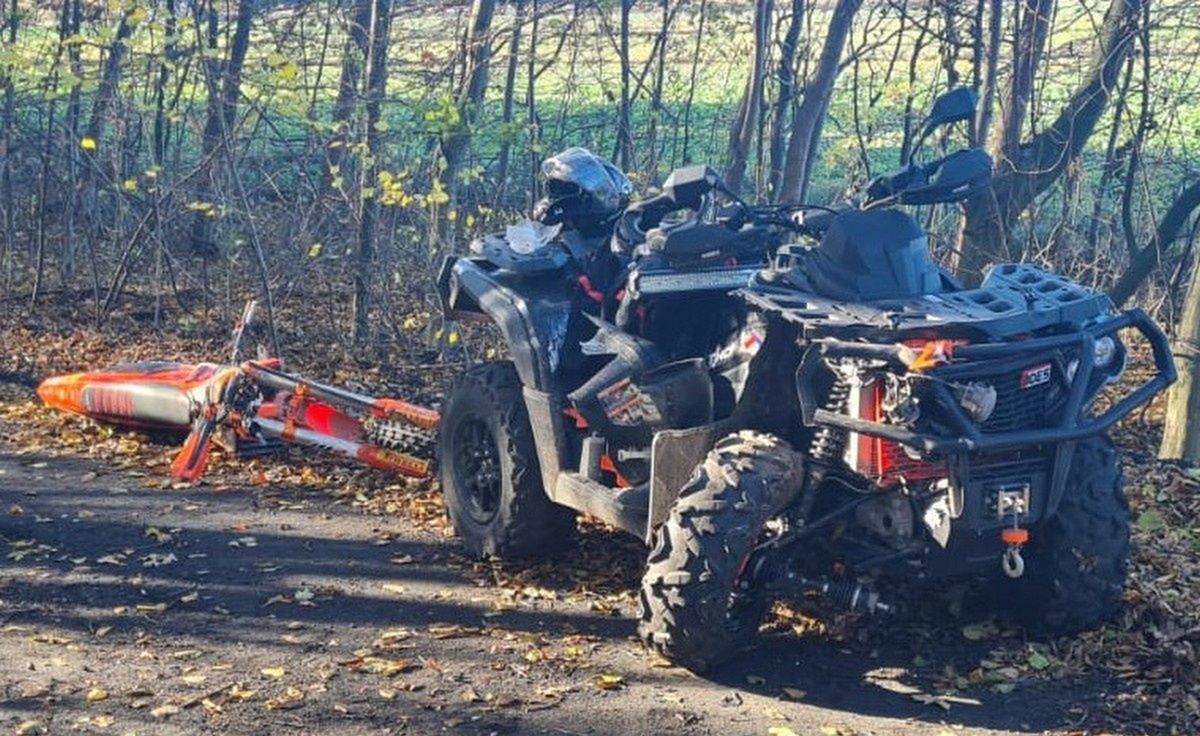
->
437, 255, 574, 393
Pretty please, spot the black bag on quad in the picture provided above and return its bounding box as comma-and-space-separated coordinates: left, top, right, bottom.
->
436, 88, 1175, 673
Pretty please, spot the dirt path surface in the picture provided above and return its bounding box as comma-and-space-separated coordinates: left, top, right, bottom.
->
0, 438, 1123, 736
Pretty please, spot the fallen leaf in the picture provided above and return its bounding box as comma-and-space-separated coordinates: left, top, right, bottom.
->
85, 688, 109, 702
260, 667, 286, 680
780, 687, 806, 700
594, 674, 625, 691
151, 704, 180, 719
266, 687, 305, 711
228, 685, 257, 701
345, 656, 415, 677
769, 728, 800, 736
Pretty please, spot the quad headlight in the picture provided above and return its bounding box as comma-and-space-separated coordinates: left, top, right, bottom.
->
1066, 334, 1125, 385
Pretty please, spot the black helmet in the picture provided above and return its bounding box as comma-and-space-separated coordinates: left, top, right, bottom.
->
534, 147, 633, 237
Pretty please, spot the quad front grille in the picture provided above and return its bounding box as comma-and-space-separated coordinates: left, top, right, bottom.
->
978, 363, 1067, 434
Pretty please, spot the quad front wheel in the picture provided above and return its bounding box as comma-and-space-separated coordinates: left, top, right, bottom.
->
438, 361, 575, 559
997, 435, 1129, 634
638, 431, 804, 672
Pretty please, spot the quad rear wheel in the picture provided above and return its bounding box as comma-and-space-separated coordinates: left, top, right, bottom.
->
998, 435, 1129, 634
438, 361, 575, 559
638, 431, 804, 672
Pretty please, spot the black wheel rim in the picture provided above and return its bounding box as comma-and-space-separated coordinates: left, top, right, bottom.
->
451, 415, 502, 525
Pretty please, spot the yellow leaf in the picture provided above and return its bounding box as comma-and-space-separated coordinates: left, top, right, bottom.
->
122, 178, 138, 192
86, 688, 109, 702
594, 673, 624, 690
277, 60, 298, 81
151, 703, 180, 719
128, 6, 147, 24
16, 721, 43, 735
769, 729, 799, 736
228, 685, 257, 701
80, 137, 97, 151
181, 674, 207, 686
307, 243, 323, 259
260, 667, 286, 680
446, 330, 460, 346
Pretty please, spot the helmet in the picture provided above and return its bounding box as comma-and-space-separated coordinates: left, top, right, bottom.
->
533, 147, 633, 237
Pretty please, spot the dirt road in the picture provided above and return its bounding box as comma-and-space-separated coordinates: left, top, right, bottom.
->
0, 439, 1122, 735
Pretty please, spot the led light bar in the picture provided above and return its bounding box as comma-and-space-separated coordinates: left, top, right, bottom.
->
632, 266, 761, 295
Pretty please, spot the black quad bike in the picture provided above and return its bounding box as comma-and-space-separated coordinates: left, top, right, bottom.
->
435, 89, 1175, 672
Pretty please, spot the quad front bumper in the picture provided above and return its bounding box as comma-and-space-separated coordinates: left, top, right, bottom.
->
795, 308, 1175, 455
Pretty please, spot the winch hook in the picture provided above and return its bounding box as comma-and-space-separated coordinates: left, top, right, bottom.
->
1001, 545, 1025, 578
1000, 524, 1028, 579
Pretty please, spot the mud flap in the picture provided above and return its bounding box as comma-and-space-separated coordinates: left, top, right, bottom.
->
647, 422, 732, 541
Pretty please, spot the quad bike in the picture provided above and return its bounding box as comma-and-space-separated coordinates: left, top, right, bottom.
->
436, 88, 1176, 671
38, 301, 439, 482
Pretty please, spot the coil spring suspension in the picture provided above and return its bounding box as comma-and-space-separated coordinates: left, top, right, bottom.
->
809, 375, 850, 463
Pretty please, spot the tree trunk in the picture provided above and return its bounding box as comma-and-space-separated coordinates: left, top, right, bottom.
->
679, 0, 708, 165
1109, 180, 1200, 306
526, 0, 540, 209
615, 0, 634, 171
0, 0, 16, 296
188, 0, 254, 262
778, 0, 861, 204
768, 0, 804, 198
645, 0, 671, 179
438, 0, 496, 246
955, 0, 1142, 283
1160, 194, 1200, 461
352, 0, 393, 341
326, 0, 373, 194
725, 0, 772, 195
972, 0, 1002, 148
994, 0, 1054, 168
497, 0, 526, 200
